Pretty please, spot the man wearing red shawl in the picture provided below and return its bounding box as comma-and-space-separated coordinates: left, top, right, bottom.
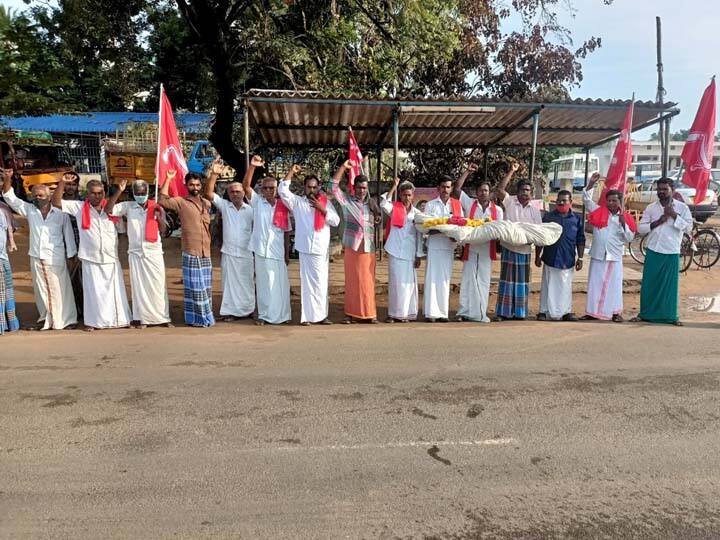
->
278, 166, 340, 325
53, 178, 131, 331
582, 173, 636, 322
107, 179, 171, 329
243, 155, 293, 326
453, 163, 505, 323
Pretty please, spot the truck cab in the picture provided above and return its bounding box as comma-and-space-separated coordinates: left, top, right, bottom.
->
1, 131, 73, 192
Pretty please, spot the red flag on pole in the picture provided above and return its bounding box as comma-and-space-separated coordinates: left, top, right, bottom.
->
681, 77, 716, 206
347, 128, 364, 196
156, 85, 189, 198
600, 100, 634, 205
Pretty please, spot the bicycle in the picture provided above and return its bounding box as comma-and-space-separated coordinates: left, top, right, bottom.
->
628, 221, 720, 272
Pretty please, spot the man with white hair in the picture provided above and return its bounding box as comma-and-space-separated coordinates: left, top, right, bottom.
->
107, 178, 172, 328
3, 169, 78, 330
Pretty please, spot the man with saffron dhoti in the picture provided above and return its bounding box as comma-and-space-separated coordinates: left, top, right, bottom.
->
381, 177, 422, 323
53, 178, 131, 331
535, 190, 585, 321
633, 177, 692, 325
0, 205, 19, 335
159, 170, 214, 327
494, 162, 540, 320
107, 179, 172, 329
582, 173, 636, 322
422, 175, 463, 323
453, 163, 504, 323
332, 159, 381, 324
242, 155, 292, 326
278, 166, 340, 326
204, 159, 255, 322
3, 170, 77, 330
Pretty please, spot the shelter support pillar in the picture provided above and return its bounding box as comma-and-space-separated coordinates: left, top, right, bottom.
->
483, 146, 490, 183
242, 100, 250, 173
581, 147, 591, 225
376, 145, 383, 260
528, 112, 541, 199
663, 116, 671, 176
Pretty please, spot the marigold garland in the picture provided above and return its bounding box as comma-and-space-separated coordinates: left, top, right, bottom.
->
421, 216, 493, 228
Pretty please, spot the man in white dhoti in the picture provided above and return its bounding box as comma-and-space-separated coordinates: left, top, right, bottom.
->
52, 176, 130, 331
422, 176, 462, 322
107, 179, 172, 328
242, 155, 292, 325
381, 177, 422, 323
204, 159, 255, 322
3, 171, 77, 330
453, 163, 505, 322
534, 190, 585, 321
582, 173, 636, 322
278, 166, 340, 325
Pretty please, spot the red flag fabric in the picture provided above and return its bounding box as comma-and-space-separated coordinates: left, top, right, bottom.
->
156, 86, 189, 198
347, 129, 363, 196
601, 101, 634, 205
145, 200, 160, 242
681, 78, 717, 206
313, 194, 329, 231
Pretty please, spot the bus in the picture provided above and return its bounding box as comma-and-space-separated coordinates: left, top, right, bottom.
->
549, 153, 600, 191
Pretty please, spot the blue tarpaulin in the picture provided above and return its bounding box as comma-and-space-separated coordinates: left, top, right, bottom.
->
0, 112, 212, 134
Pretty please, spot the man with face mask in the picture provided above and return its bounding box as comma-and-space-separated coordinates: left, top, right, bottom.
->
582, 173, 637, 322
242, 155, 292, 326
331, 159, 381, 324
633, 177, 693, 325
52, 177, 130, 331
278, 165, 340, 325
534, 190, 585, 321
159, 168, 214, 327
203, 158, 255, 322
453, 163, 505, 323
106, 179, 171, 329
3, 170, 77, 330
494, 162, 540, 320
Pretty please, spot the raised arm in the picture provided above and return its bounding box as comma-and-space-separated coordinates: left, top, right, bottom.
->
331, 159, 356, 207
52, 173, 73, 209
495, 161, 520, 200
583, 172, 601, 213
158, 170, 182, 212
1, 168, 29, 216
62, 214, 77, 258
453, 163, 478, 199
242, 155, 265, 201
278, 164, 302, 210
203, 158, 225, 201
381, 177, 400, 214
104, 178, 127, 215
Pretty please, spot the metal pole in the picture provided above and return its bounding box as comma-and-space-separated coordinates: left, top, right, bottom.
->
582, 147, 590, 225
376, 145, 383, 261
242, 100, 250, 174
392, 108, 399, 196
483, 146, 490, 183
663, 115, 671, 176
656, 16, 667, 176
528, 112, 540, 194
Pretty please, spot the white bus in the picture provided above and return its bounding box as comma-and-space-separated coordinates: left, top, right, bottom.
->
549, 154, 600, 191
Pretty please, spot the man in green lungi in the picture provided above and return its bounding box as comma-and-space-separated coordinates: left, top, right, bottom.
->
633, 177, 692, 325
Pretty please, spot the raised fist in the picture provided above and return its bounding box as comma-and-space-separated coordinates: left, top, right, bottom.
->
211, 158, 225, 175
250, 155, 265, 168
291, 164, 302, 175
344, 159, 356, 170
1, 168, 12, 181
117, 178, 128, 192
166, 169, 177, 180
467, 163, 478, 172
510, 162, 520, 173
393, 176, 400, 186
61, 172, 75, 183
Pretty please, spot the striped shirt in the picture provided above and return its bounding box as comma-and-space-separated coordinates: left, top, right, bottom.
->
332, 179, 375, 253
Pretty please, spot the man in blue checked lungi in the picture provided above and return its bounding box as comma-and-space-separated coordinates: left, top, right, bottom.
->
159, 170, 215, 327
0, 207, 20, 335
494, 163, 542, 320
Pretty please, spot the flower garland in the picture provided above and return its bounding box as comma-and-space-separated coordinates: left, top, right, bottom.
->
421, 216, 493, 228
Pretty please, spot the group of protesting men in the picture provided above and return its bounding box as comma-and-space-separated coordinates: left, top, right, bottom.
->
0, 154, 693, 335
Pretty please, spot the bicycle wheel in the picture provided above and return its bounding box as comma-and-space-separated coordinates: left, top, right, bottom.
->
692, 229, 720, 268
628, 234, 646, 264
680, 233, 693, 273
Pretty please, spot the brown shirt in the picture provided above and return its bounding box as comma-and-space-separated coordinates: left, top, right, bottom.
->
160, 196, 212, 257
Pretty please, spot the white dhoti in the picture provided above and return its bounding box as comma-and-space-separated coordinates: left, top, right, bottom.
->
30, 257, 77, 330
299, 252, 329, 323
255, 255, 291, 324
423, 249, 454, 319
129, 251, 170, 325
388, 255, 418, 321
586, 259, 624, 320
220, 254, 255, 317
539, 265, 574, 320
82, 260, 131, 329
457, 247, 492, 322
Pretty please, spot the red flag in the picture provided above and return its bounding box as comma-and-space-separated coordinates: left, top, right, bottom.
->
601, 101, 634, 205
347, 128, 364, 196
681, 78, 716, 206
156, 85, 189, 198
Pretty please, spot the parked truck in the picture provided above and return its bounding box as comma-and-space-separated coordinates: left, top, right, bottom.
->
0, 130, 74, 193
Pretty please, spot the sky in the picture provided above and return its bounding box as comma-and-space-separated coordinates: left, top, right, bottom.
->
2, 0, 716, 137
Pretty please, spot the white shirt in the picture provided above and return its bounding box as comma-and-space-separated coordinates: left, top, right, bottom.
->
248, 194, 292, 261
0, 210, 7, 261
380, 194, 422, 261
61, 200, 119, 264
278, 180, 340, 256
111, 201, 163, 257
459, 191, 505, 254
424, 197, 461, 252
638, 199, 693, 255
3, 189, 76, 264
212, 194, 253, 258
583, 189, 634, 261
501, 193, 542, 254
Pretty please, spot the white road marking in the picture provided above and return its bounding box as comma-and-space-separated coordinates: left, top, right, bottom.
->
270, 438, 518, 452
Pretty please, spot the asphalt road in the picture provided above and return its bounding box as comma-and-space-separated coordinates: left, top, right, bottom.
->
2, 319, 720, 539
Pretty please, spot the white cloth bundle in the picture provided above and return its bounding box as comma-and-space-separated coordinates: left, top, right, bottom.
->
414, 213, 563, 247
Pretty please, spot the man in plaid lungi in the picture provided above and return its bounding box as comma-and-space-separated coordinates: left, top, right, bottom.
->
0, 210, 20, 335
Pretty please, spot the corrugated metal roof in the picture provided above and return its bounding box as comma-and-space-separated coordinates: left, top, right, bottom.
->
0, 112, 212, 134
245, 89, 679, 149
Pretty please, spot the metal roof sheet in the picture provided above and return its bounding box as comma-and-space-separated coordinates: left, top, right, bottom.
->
0, 112, 212, 134
245, 90, 679, 149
